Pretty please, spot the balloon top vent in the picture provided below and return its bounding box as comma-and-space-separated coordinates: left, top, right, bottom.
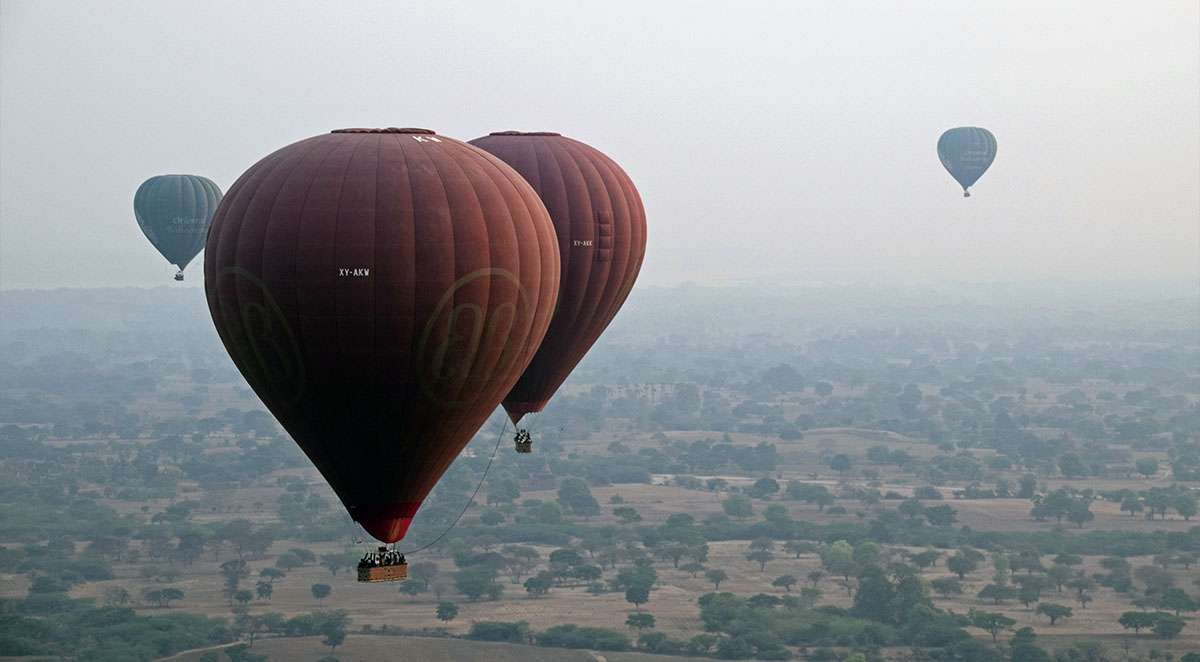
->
487, 131, 562, 137
332, 128, 435, 134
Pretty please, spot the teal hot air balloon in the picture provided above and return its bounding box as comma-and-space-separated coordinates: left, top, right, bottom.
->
937, 127, 996, 197
134, 175, 222, 280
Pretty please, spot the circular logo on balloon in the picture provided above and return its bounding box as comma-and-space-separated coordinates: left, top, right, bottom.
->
212, 267, 307, 407
417, 268, 532, 407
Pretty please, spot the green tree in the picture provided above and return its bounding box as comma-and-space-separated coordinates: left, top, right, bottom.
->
1121, 494, 1144, 516
1135, 457, 1158, 477
524, 572, 551, 598
220, 559, 250, 606
969, 609, 1016, 642
992, 553, 1010, 586
946, 549, 979, 579
479, 509, 505, 526
626, 612, 655, 634
1018, 473, 1038, 499
909, 549, 940, 569
1035, 602, 1072, 625
321, 626, 346, 653
1134, 564, 1175, 595
746, 550, 774, 572
311, 583, 331, 602
1159, 588, 1197, 616
224, 643, 267, 662
1152, 613, 1185, 638
259, 567, 286, 583
1066, 498, 1094, 528
899, 498, 925, 520
771, 575, 797, 592
1058, 453, 1088, 478
436, 602, 459, 623
821, 540, 858, 580
1047, 564, 1072, 591
924, 504, 958, 526
705, 568, 727, 589
557, 477, 601, 517
931, 577, 963, 597
829, 454, 853, 473
320, 550, 359, 576
255, 581, 273, 601
748, 477, 780, 499
1118, 610, 1157, 634
1175, 491, 1198, 520
722, 494, 754, 520
274, 550, 304, 571
612, 507, 642, 524
1009, 627, 1050, 662
456, 567, 495, 601
978, 583, 1016, 604
625, 584, 651, 611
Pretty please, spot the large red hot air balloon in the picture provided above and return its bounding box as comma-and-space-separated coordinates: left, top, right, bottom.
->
205, 128, 560, 543
469, 132, 646, 434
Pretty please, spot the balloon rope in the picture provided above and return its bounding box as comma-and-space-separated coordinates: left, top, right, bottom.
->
399, 418, 508, 555
341, 511, 367, 547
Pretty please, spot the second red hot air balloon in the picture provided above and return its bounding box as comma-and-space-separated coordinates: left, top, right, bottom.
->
469, 132, 646, 451
205, 128, 560, 545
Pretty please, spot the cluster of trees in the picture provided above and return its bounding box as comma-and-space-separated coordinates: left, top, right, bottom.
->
0, 589, 238, 661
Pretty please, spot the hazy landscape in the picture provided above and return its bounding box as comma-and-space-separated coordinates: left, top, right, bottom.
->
1, 280, 1197, 661
3, 2, 1197, 661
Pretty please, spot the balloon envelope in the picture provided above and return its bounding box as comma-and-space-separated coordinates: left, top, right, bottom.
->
134, 175, 222, 275
205, 128, 560, 543
468, 132, 646, 424
937, 127, 996, 196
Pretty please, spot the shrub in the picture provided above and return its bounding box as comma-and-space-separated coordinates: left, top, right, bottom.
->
468, 621, 529, 643
536, 624, 631, 651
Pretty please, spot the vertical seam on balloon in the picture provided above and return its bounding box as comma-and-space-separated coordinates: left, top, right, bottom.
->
495, 136, 559, 417
252, 137, 332, 487
592, 151, 644, 331
330, 133, 369, 502
578, 143, 627, 374
208, 153, 277, 377
528, 136, 568, 402
556, 140, 602, 373
394, 135, 440, 506
579, 150, 625, 336
472, 148, 524, 428
424, 141, 479, 490
188, 176, 202, 269
173, 176, 185, 267
397, 133, 420, 505
274, 137, 333, 485
497, 136, 543, 410
372, 135, 382, 470
181, 177, 198, 271
166, 176, 181, 267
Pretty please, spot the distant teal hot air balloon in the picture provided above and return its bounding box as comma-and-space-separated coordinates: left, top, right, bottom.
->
937, 127, 996, 197
134, 175, 222, 280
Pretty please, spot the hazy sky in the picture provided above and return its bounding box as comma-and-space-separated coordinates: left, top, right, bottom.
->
2, 1, 1197, 289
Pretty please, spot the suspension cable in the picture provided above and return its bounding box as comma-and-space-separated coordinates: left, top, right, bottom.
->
398, 418, 508, 555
